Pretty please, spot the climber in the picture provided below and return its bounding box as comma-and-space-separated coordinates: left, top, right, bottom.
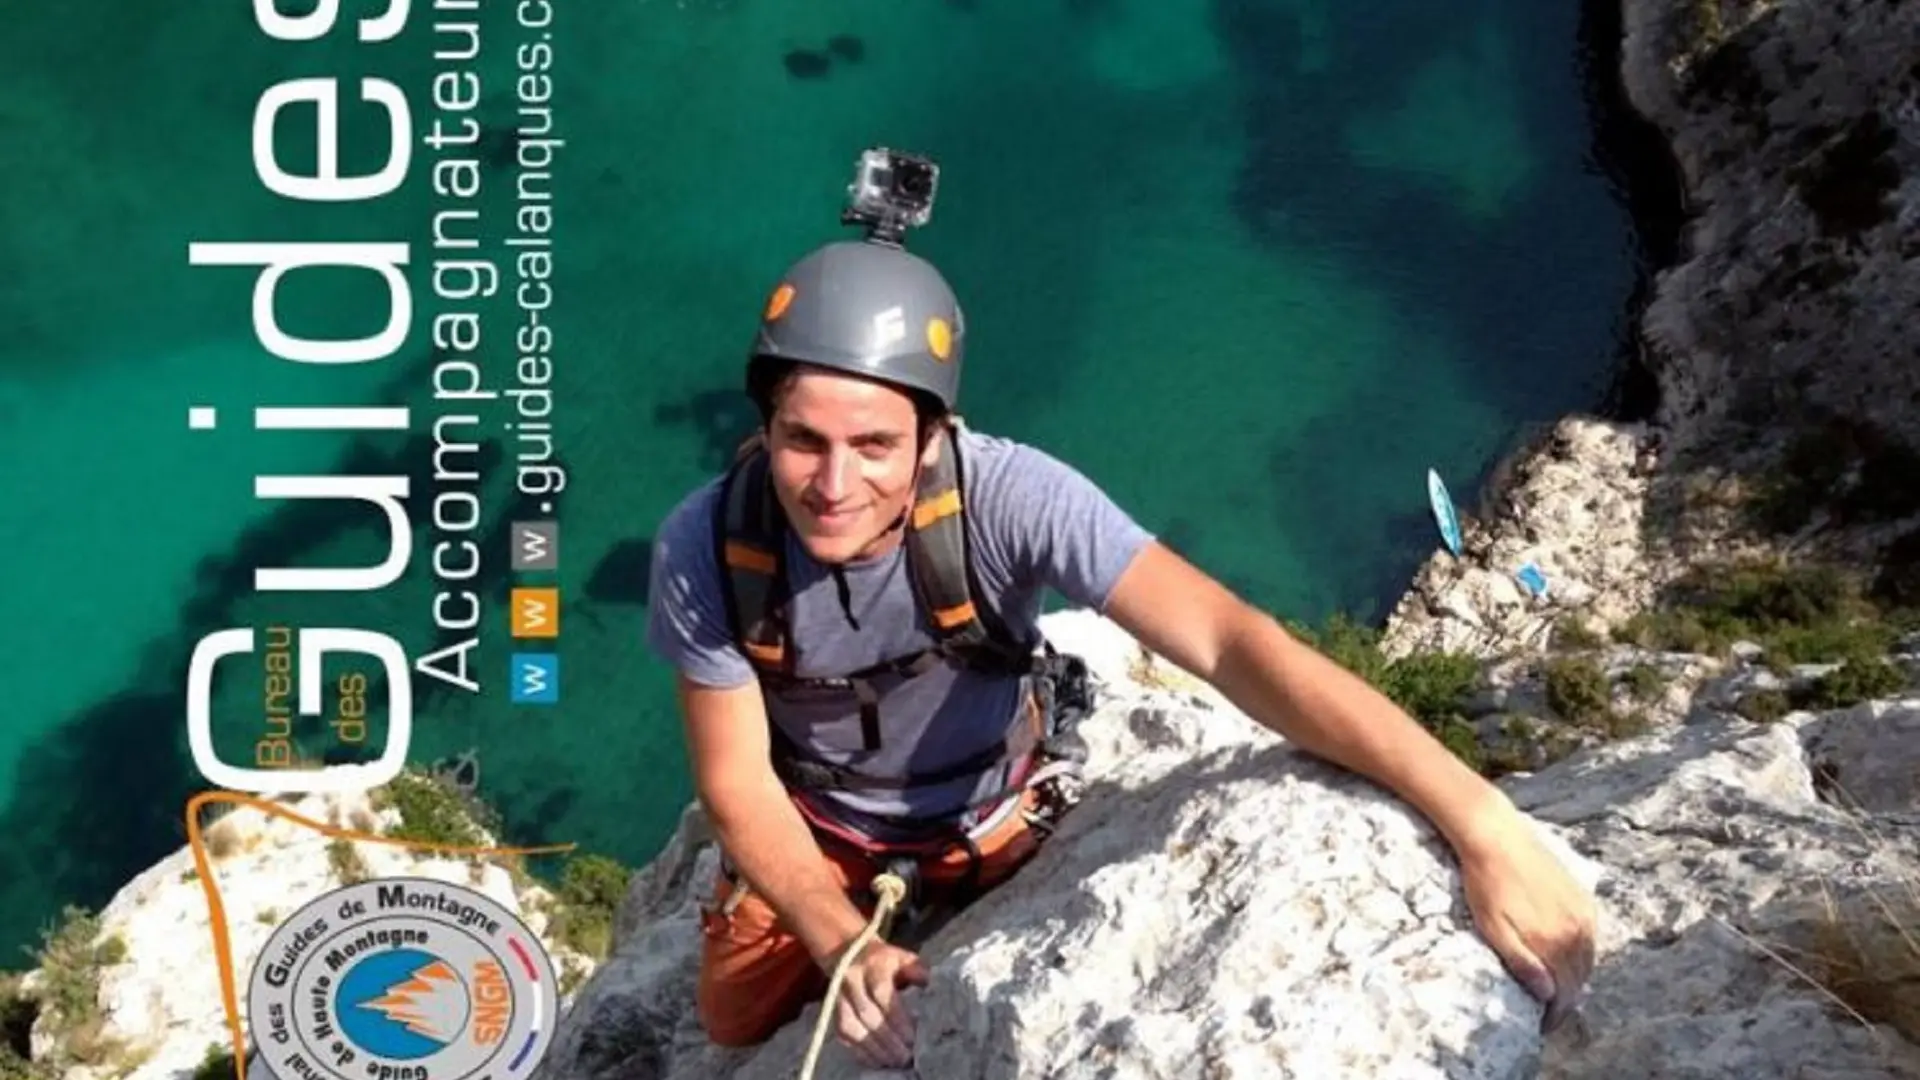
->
644, 155, 1596, 1072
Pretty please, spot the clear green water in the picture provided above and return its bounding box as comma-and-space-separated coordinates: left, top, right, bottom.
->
0, 0, 1639, 963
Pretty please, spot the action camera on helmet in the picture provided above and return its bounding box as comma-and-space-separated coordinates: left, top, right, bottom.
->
841, 147, 939, 246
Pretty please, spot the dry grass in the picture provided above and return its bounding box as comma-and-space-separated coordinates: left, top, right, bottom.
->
1722, 777, 1920, 1058
1804, 884, 1920, 1042
326, 839, 370, 885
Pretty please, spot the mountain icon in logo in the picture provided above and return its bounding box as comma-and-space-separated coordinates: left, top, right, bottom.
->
337, 949, 471, 1059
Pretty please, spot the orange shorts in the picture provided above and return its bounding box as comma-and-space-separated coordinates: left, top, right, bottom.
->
694, 789, 1045, 1047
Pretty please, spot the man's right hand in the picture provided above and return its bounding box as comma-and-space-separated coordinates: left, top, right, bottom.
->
827, 939, 929, 1070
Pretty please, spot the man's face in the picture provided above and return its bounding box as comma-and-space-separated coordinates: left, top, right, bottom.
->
764, 368, 934, 564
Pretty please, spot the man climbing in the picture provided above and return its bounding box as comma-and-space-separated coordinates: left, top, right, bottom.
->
645, 151, 1595, 1071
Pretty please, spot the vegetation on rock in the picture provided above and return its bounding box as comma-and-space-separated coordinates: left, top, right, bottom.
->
363, 769, 635, 969
327, 838, 371, 885
1614, 559, 1916, 688
1749, 415, 1920, 537
190, 1042, 236, 1080
0, 907, 139, 1079
372, 770, 493, 850
547, 855, 633, 962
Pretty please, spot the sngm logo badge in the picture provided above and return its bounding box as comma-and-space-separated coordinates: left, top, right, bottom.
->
247, 878, 557, 1080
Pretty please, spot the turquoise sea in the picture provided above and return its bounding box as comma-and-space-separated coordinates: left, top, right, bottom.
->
0, 0, 1665, 963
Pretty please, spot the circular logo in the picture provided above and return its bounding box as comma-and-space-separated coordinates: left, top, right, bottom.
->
247, 878, 558, 1080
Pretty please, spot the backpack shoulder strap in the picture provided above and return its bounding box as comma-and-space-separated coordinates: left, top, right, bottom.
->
904, 425, 1038, 671
713, 433, 793, 675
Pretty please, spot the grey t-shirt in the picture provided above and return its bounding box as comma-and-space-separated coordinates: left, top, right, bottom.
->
645, 426, 1154, 837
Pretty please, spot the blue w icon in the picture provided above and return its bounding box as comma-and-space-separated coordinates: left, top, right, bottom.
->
510, 653, 559, 704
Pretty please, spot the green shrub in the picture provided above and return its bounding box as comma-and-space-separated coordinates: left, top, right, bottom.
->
547, 854, 633, 961
560, 855, 632, 912
1432, 719, 1483, 774
190, 1043, 236, 1080
1625, 664, 1666, 701
0, 1047, 54, 1080
1736, 689, 1792, 723
1480, 716, 1538, 778
1289, 612, 1389, 685
1795, 657, 1909, 710
1378, 653, 1482, 731
328, 839, 370, 885
31, 907, 104, 1032
1613, 609, 1718, 653
374, 772, 488, 849
1287, 613, 1480, 731
17, 907, 137, 1069
1626, 560, 1897, 663
1553, 617, 1605, 650
1605, 710, 1652, 740
1767, 619, 1898, 665
1544, 657, 1610, 726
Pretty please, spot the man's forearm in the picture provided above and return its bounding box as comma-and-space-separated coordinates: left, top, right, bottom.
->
703, 779, 873, 966
1208, 612, 1515, 858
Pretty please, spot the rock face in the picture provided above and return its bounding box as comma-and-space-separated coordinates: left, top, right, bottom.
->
535, 611, 1920, 1080
1520, 712, 1920, 1078
537, 611, 1590, 1080
1625, 0, 1920, 447
1382, 418, 1660, 660
1386, 0, 1920, 658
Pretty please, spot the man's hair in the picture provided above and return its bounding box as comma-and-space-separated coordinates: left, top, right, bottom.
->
748, 357, 950, 449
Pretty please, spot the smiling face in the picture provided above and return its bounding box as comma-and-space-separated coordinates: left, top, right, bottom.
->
762, 365, 939, 564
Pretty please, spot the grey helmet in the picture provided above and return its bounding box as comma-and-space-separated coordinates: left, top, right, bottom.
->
746, 240, 965, 411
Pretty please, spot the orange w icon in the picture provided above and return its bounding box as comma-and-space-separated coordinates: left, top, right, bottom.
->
511, 588, 559, 638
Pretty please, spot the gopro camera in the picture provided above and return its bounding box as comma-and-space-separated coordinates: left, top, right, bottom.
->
841, 146, 939, 246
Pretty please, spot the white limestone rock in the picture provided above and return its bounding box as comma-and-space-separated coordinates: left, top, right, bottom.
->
536, 612, 1597, 1080
1381, 418, 1662, 663
1503, 711, 1920, 1078
537, 613, 1920, 1080
1799, 698, 1920, 815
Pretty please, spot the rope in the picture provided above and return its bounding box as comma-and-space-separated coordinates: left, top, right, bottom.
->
799, 871, 910, 1080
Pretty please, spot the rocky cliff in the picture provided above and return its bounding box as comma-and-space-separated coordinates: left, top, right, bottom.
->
531, 610, 1920, 1079
1384, 0, 1919, 659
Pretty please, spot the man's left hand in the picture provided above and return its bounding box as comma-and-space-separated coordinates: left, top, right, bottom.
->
1454, 809, 1597, 1033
